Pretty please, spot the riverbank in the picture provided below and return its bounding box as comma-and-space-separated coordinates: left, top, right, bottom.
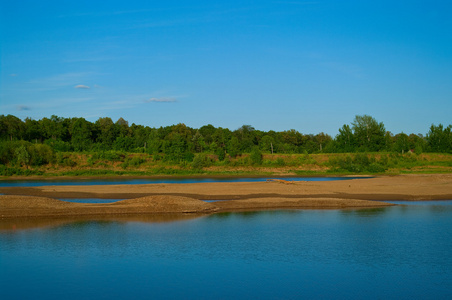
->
2, 152, 452, 178
1, 174, 451, 218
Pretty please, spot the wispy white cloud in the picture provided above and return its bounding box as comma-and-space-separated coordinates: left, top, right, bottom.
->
27, 72, 94, 91
17, 105, 31, 111
75, 85, 90, 89
146, 97, 177, 103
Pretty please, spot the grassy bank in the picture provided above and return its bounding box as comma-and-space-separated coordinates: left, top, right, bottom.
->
1, 151, 451, 178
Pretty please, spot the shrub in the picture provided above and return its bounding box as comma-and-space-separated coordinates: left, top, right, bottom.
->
28, 144, 54, 166
191, 153, 213, 169
275, 157, 286, 166
328, 153, 386, 173
121, 156, 146, 169
44, 139, 72, 152
250, 147, 263, 165
367, 163, 386, 173
56, 153, 77, 167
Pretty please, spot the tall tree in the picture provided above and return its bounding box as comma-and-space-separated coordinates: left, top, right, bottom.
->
335, 124, 355, 152
40, 115, 68, 141
393, 133, 410, 153
70, 118, 93, 151
95, 117, 116, 148
351, 115, 386, 151
235, 125, 256, 152
228, 136, 241, 157
24, 118, 42, 143
0, 114, 23, 141
115, 117, 130, 138
199, 124, 216, 145
315, 132, 332, 152
260, 135, 275, 153
427, 124, 452, 153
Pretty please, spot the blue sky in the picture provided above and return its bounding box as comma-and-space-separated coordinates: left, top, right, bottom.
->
1, 0, 451, 136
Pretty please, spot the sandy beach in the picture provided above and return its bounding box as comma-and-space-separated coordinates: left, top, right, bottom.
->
1, 174, 452, 218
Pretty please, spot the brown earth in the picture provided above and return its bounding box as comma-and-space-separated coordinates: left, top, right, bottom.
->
0, 195, 218, 218
1, 174, 451, 219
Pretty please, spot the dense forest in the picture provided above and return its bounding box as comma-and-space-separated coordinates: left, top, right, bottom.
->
0, 114, 451, 175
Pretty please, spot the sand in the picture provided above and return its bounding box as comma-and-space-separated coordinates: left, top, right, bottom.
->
1, 174, 451, 219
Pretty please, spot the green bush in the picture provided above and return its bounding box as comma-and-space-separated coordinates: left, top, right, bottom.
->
367, 163, 386, 173
191, 153, 213, 169
0, 141, 54, 167
44, 139, 72, 152
15, 146, 30, 167
121, 156, 146, 169
28, 144, 54, 166
275, 157, 286, 166
56, 153, 77, 167
250, 147, 263, 165
328, 153, 387, 173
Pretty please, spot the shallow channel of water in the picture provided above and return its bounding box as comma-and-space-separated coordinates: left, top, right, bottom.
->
0, 176, 365, 187
1, 202, 452, 299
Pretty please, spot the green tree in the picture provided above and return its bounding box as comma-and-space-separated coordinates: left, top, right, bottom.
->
115, 117, 130, 138
426, 124, 452, 153
163, 131, 193, 162
315, 132, 332, 152
259, 135, 275, 153
351, 115, 386, 151
199, 124, 216, 144
250, 147, 263, 165
15, 145, 30, 167
0, 115, 23, 141
28, 143, 54, 166
40, 115, 67, 141
70, 118, 93, 151
228, 136, 241, 157
235, 125, 256, 152
24, 118, 42, 143
131, 124, 150, 150
281, 129, 303, 147
191, 130, 206, 153
393, 133, 410, 153
95, 117, 116, 148
335, 124, 356, 152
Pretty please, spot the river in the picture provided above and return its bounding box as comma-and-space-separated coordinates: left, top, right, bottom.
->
1, 201, 451, 299
0, 176, 365, 187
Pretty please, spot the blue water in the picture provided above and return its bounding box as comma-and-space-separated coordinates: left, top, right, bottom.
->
59, 198, 124, 204
0, 176, 364, 187
59, 198, 227, 203
1, 202, 452, 299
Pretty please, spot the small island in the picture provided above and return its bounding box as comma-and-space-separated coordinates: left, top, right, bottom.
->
2, 174, 451, 218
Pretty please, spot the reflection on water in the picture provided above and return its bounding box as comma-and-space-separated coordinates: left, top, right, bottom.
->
385, 200, 452, 206
0, 214, 205, 231
1, 203, 452, 299
0, 176, 366, 187
59, 198, 123, 204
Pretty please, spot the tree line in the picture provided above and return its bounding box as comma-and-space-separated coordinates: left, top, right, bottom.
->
0, 114, 451, 167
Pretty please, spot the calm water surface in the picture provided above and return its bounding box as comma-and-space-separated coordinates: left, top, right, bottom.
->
1, 202, 452, 299
0, 176, 364, 187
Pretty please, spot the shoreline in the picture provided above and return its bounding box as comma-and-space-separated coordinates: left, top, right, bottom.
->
1, 174, 451, 220
0, 173, 373, 181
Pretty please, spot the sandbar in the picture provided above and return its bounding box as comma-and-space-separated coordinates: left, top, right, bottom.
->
1, 174, 451, 219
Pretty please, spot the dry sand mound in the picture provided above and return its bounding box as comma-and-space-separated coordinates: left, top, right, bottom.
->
0, 195, 218, 218
214, 197, 393, 211
111, 195, 218, 213
0, 195, 71, 209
